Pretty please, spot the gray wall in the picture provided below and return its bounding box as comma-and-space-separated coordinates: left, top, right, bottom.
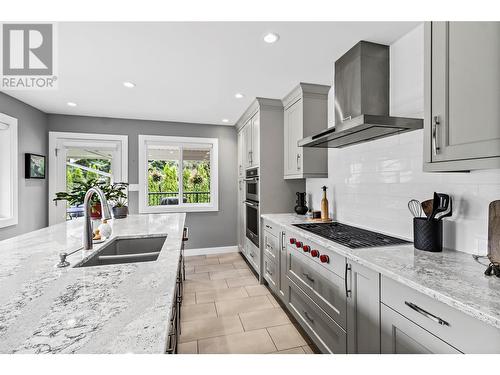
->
0, 92, 48, 240
48, 114, 238, 249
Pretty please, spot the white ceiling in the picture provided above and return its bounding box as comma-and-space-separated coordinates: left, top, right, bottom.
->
3, 22, 421, 126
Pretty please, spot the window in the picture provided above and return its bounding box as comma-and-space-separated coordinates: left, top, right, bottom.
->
138, 135, 218, 213
0, 113, 18, 228
48, 132, 128, 225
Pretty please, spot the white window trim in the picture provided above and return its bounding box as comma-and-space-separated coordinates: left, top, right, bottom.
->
48, 131, 128, 225
138, 135, 219, 213
0, 113, 18, 229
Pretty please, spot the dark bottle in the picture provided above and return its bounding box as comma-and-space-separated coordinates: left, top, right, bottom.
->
295, 192, 308, 215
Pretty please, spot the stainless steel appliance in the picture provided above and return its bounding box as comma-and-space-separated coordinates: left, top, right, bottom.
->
245, 168, 259, 247
293, 222, 410, 249
245, 167, 259, 202
298, 41, 422, 149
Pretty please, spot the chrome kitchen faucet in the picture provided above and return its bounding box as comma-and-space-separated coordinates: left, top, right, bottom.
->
83, 187, 112, 250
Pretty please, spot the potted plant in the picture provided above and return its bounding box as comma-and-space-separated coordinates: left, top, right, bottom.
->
109, 182, 129, 219
54, 178, 129, 219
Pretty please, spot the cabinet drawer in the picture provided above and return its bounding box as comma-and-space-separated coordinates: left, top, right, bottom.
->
381, 276, 500, 353
263, 256, 278, 293
263, 230, 279, 260
287, 249, 346, 329
263, 219, 280, 239
287, 279, 346, 354
381, 304, 461, 354
245, 238, 260, 273
285, 231, 346, 278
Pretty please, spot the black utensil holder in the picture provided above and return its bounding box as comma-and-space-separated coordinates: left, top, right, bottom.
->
413, 218, 443, 252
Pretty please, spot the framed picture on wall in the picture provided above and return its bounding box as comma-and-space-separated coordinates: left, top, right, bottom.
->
25, 153, 46, 179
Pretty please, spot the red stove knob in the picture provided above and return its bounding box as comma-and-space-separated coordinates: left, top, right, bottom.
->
289, 238, 296, 244
303, 245, 311, 253
310, 249, 319, 258
295, 241, 303, 248
319, 254, 330, 263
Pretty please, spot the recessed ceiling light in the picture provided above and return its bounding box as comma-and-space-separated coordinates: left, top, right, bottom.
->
263, 32, 280, 44
123, 81, 136, 88
67, 102, 77, 107
222, 119, 229, 123
235, 93, 244, 99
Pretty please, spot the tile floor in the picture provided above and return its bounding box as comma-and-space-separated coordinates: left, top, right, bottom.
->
178, 252, 318, 354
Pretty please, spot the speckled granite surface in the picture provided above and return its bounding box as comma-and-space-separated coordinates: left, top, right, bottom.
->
261, 213, 500, 330
0, 213, 185, 354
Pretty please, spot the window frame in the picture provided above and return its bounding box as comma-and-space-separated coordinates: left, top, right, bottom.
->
0, 113, 18, 229
138, 135, 219, 213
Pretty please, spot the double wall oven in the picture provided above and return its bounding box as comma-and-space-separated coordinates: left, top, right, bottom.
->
244, 167, 259, 247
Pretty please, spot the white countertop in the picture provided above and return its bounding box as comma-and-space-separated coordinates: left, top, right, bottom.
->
0, 213, 186, 354
262, 213, 500, 330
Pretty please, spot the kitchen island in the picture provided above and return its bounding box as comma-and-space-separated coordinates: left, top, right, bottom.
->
0, 213, 186, 354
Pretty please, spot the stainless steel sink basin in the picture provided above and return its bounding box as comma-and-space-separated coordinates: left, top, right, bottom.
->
74, 236, 167, 268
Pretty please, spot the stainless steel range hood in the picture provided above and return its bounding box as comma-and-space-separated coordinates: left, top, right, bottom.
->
299, 41, 423, 149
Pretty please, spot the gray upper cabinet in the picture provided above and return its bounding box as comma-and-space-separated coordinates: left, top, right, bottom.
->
283, 83, 329, 179
237, 130, 244, 178
346, 261, 381, 354
424, 22, 500, 171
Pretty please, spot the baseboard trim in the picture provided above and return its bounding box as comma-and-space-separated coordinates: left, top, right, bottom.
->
184, 245, 239, 256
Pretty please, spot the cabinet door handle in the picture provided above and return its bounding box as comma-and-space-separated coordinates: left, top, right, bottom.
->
266, 267, 273, 276
304, 311, 314, 323
249, 150, 253, 164
281, 232, 286, 251
296, 153, 301, 170
345, 263, 352, 298
404, 301, 450, 326
432, 115, 441, 155
302, 272, 315, 283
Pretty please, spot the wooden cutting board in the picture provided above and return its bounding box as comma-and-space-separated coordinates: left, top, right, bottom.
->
489, 200, 500, 264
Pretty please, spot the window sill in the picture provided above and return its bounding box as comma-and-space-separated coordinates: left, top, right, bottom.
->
139, 205, 219, 214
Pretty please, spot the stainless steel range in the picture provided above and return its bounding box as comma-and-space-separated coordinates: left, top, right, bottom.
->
293, 222, 410, 249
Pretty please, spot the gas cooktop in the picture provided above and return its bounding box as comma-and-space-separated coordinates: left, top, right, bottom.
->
293, 222, 410, 249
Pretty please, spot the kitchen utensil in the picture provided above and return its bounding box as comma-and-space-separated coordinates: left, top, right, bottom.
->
408, 199, 422, 218
435, 195, 453, 220
428, 192, 450, 221
487, 200, 500, 265
421, 199, 433, 218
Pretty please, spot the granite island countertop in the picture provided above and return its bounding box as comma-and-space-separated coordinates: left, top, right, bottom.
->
261, 213, 500, 330
0, 213, 186, 354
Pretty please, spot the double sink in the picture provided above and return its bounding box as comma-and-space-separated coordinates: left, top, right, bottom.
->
74, 235, 167, 268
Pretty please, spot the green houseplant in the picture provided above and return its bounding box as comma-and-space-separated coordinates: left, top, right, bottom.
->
54, 177, 129, 219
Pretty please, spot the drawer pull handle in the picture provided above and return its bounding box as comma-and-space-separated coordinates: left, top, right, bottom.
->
304, 311, 314, 323
404, 301, 450, 327
302, 272, 315, 283
345, 263, 352, 297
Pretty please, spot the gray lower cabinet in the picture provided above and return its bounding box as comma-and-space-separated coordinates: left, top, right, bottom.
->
381, 304, 461, 354
287, 279, 347, 354
263, 255, 278, 292
286, 247, 346, 329
346, 261, 381, 354
424, 21, 500, 171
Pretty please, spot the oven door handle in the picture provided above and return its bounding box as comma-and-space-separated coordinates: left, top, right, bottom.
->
244, 178, 259, 182
244, 200, 259, 208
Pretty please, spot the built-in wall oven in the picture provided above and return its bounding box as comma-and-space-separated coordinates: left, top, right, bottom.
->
245, 168, 259, 247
